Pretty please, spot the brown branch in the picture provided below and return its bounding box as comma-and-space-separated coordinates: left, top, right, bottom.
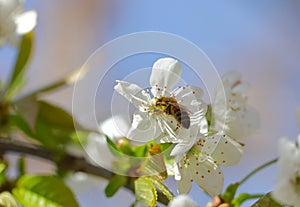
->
0, 138, 169, 206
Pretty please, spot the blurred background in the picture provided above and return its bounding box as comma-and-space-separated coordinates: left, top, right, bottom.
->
1, 0, 300, 206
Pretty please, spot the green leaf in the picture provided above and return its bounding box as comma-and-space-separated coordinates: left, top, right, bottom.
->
5, 32, 34, 101
118, 139, 134, 156
0, 162, 6, 174
134, 177, 157, 207
8, 113, 35, 138
34, 101, 76, 149
12, 175, 79, 207
232, 193, 264, 207
132, 145, 148, 157
106, 135, 122, 157
9, 106, 79, 159
0, 161, 7, 187
104, 175, 127, 197
151, 179, 174, 201
220, 182, 239, 203
250, 193, 282, 207
70, 131, 89, 146
14, 96, 38, 130
0, 192, 18, 207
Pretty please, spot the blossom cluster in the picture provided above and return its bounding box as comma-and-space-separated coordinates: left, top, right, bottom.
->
102, 57, 259, 197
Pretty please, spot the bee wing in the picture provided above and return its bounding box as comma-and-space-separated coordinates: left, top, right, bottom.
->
176, 103, 191, 114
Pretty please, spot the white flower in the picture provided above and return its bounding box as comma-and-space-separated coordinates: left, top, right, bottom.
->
168, 194, 199, 207
98, 114, 130, 140
114, 58, 207, 150
174, 133, 243, 197
212, 71, 259, 140
174, 152, 223, 197
65, 172, 105, 195
84, 115, 130, 169
173, 72, 248, 197
272, 136, 300, 207
0, 0, 37, 47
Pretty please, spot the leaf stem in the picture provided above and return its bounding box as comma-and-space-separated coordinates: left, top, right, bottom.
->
239, 158, 278, 185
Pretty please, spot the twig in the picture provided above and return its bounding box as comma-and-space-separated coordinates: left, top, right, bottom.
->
0, 138, 169, 206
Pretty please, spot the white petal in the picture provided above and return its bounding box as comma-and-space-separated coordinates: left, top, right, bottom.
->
195, 136, 220, 162
231, 82, 249, 96
174, 163, 181, 180
172, 86, 204, 112
114, 80, 150, 110
150, 58, 182, 97
0, 0, 23, 18
127, 111, 158, 143
272, 181, 300, 207
85, 133, 115, 169
215, 105, 259, 139
221, 71, 242, 87
170, 126, 199, 156
156, 115, 180, 143
273, 137, 300, 207
65, 172, 104, 195
177, 166, 192, 194
224, 71, 249, 100
15, 10, 37, 34
277, 137, 298, 178
209, 134, 243, 166
171, 141, 194, 157
99, 115, 130, 140
190, 156, 223, 196
190, 105, 208, 135
168, 195, 198, 207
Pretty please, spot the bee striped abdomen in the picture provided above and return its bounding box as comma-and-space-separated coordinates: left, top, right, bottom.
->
179, 110, 190, 129
154, 96, 191, 129
168, 105, 190, 129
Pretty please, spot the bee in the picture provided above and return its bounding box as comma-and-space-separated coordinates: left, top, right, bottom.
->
154, 97, 190, 129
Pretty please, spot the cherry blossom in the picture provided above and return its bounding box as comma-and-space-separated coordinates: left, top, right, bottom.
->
114, 58, 207, 148
168, 194, 198, 207
212, 71, 259, 140
0, 0, 37, 47
174, 133, 242, 197
272, 136, 300, 207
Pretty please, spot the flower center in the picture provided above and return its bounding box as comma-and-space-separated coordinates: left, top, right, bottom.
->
149, 96, 191, 129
